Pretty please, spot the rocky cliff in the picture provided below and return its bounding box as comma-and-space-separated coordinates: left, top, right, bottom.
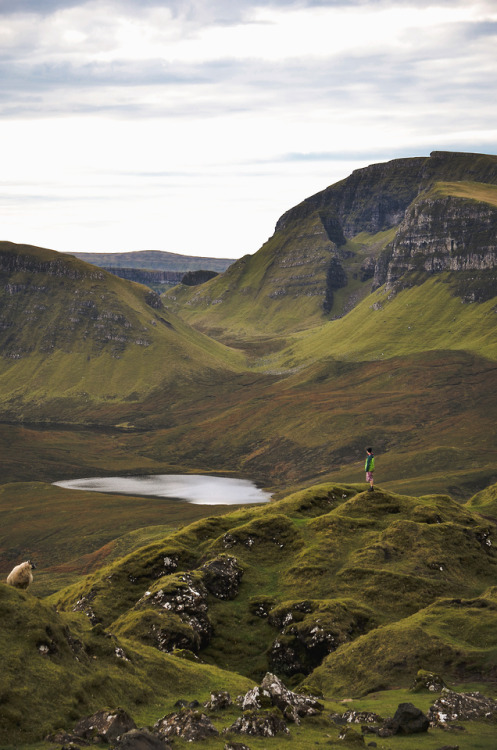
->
166, 151, 497, 336
373, 184, 497, 296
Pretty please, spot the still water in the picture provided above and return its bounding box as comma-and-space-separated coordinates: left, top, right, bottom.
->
53, 474, 271, 505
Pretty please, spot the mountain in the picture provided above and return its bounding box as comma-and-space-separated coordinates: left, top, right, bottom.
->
0, 152, 496, 498
0, 241, 248, 427
165, 151, 497, 338
70, 250, 235, 293
2, 480, 497, 745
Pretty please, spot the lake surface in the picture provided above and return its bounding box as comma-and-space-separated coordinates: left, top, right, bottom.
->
53, 474, 271, 505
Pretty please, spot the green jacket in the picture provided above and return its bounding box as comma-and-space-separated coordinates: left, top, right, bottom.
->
365, 454, 375, 472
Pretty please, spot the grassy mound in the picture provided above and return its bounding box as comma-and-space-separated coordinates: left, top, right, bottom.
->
0, 582, 252, 745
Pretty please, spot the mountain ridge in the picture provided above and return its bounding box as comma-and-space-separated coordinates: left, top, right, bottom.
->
165, 151, 497, 338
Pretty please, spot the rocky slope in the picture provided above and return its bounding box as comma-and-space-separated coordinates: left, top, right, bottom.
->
2, 480, 497, 745
165, 151, 497, 337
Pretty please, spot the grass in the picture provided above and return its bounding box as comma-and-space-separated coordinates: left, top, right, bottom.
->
0, 481, 246, 595
2, 480, 497, 747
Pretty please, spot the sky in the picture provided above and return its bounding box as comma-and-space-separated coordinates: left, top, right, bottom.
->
1, 0, 496, 259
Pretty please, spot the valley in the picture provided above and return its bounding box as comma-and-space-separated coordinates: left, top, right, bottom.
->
1, 150, 497, 748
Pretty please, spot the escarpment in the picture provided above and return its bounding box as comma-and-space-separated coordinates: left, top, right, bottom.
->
166, 151, 497, 334
373, 189, 497, 291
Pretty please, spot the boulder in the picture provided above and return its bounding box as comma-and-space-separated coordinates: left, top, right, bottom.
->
201, 555, 243, 599
393, 702, 430, 734
239, 672, 323, 724
204, 691, 232, 710
72, 708, 136, 742
154, 708, 218, 741
113, 728, 172, 749
429, 689, 497, 724
377, 703, 429, 736
225, 709, 289, 737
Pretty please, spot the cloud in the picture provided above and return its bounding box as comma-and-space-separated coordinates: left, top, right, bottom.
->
1, 0, 496, 256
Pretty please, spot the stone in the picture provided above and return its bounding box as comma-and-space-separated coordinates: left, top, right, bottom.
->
154, 708, 218, 741
239, 672, 323, 724
331, 710, 382, 725
225, 709, 289, 737
428, 689, 497, 724
394, 702, 430, 734
113, 728, 172, 749
204, 690, 232, 710
263, 672, 324, 723
72, 708, 136, 742
224, 744, 252, 750
411, 669, 447, 693
201, 555, 243, 599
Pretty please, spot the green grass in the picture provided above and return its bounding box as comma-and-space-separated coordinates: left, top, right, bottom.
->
0, 481, 245, 595
3, 480, 497, 746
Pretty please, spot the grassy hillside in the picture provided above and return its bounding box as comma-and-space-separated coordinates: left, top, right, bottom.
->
0, 242, 248, 425
0, 481, 242, 595
165, 152, 497, 340
2, 479, 497, 746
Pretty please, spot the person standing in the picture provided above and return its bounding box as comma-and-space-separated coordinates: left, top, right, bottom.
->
365, 448, 375, 492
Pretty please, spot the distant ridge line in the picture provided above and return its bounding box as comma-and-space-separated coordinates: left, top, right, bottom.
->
71, 249, 235, 274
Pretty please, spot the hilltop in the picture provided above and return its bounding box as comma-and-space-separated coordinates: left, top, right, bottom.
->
2, 480, 497, 746
165, 151, 497, 338
0, 241, 251, 428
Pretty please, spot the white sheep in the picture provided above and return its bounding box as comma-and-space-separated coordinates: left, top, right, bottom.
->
6, 560, 36, 589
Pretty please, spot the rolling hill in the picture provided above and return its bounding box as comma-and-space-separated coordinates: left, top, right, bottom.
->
2, 480, 497, 746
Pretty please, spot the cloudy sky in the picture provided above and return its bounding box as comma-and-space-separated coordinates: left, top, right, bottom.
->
1, 0, 496, 259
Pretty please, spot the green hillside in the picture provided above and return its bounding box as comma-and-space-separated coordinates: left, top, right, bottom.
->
164, 152, 497, 340
0, 242, 247, 426
2, 480, 497, 746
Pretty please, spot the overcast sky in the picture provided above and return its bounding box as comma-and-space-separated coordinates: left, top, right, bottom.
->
1, 0, 496, 259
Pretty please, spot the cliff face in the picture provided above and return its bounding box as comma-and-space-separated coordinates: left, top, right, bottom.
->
374, 190, 497, 291
167, 151, 497, 335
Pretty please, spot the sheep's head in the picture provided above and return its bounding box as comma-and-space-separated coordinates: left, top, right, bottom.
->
28, 560, 36, 569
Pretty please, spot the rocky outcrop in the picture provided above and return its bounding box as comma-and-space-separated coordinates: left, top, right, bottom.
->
267, 600, 372, 676
374, 194, 497, 291
225, 709, 289, 737
238, 672, 323, 724
132, 554, 244, 654
154, 708, 219, 741
200, 555, 244, 600
70, 708, 136, 743
143, 573, 212, 649
428, 689, 497, 724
